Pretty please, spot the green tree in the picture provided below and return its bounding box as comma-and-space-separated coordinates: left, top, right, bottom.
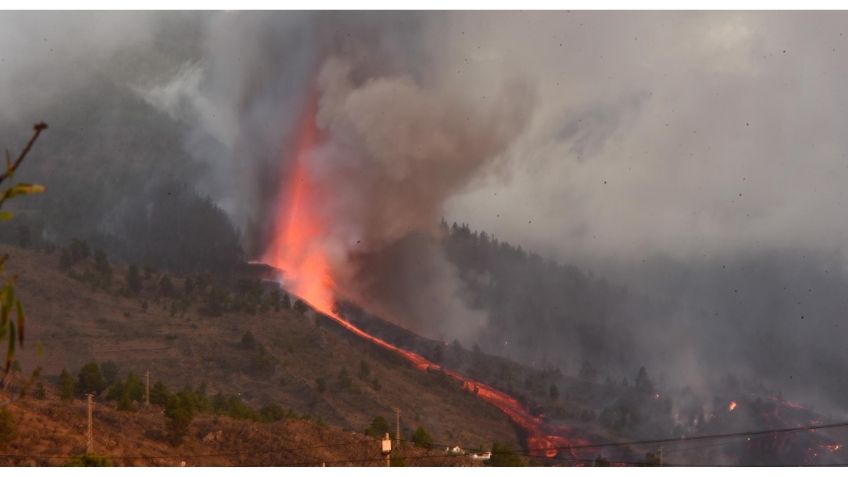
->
150, 381, 170, 406
364, 416, 390, 438
635, 366, 654, 395
211, 392, 256, 420
108, 372, 144, 407
59, 368, 75, 401
164, 394, 195, 444
76, 362, 106, 396
412, 426, 433, 449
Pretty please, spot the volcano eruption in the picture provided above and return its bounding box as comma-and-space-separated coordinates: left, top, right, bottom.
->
260, 87, 597, 462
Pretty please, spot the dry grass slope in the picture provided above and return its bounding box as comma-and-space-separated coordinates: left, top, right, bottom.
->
0, 244, 521, 464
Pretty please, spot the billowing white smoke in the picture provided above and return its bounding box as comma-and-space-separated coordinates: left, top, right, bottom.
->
136, 13, 536, 343
305, 57, 534, 342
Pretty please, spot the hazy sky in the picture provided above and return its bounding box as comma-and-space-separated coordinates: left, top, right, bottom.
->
3, 11, 848, 408
437, 12, 848, 270
2, 11, 847, 272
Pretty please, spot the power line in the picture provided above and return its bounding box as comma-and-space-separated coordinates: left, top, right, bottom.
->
391, 420, 848, 464
516, 420, 848, 454
1, 419, 845, 465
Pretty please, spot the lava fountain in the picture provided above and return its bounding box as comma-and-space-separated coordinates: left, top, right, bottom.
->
262, 96, 336, 314
261, 95, 591, 462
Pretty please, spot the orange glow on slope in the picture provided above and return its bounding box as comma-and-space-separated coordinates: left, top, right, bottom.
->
729, 401, 738, 412
262, 94, 591, 462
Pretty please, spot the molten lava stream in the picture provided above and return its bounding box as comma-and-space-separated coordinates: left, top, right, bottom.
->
263, 95, 591, 463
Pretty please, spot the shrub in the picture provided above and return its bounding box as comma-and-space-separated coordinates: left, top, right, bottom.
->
106, 372, 145, 409
150, 381, 170, 406
358, 360, 370, 379
117, 393, 134, 411
364, 416, 390, 438
164, 394, 195, 444
293, 299, 308, 315
0, 408, 15, 445
177, 387, 210, 414
259, 403, 286, 423
211, 393, 258, 421
66, 452, 112, 466
200, 287, 228, 317
248, 346, 277, 378
412, 426, 433, 449
240, 331, 256, 350
76, 362, 106, 396
59, 368, 75, 401
159, 275, 175, 297
33, 382, 47, 400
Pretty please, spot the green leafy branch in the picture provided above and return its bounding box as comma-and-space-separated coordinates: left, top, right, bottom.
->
0, 122, 47, 390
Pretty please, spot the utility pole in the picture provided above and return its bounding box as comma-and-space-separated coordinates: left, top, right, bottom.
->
86, 393, 94, 454
659, 445, 663, 467
395, 407, 400, 449
145, 370, 150, 407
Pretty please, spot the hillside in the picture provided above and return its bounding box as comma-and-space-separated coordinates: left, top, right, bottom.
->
0, 243, 522, 461
1, 397, 476, 466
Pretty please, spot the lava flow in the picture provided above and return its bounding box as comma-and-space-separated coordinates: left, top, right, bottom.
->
261, 96, 591, 462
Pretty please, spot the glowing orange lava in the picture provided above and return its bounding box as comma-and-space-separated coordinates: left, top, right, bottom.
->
823, 444, 842, 453
729, 401, 738, 412
262, 93, 590, 462
263, 96, 336, 313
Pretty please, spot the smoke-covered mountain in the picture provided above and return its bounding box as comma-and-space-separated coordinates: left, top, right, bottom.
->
1, 11, 848, 431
